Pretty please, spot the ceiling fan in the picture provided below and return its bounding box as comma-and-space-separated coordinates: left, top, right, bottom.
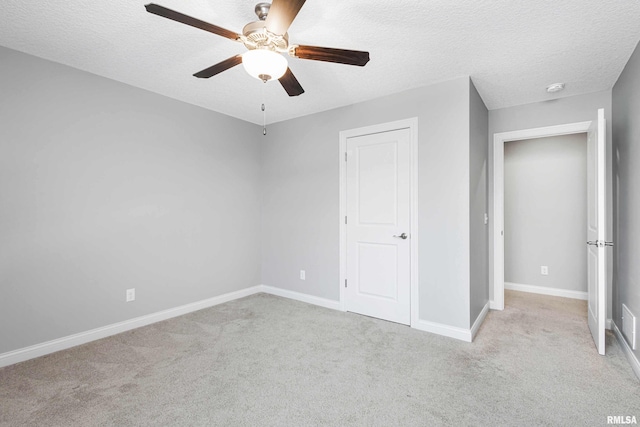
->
144, 0, 370, 97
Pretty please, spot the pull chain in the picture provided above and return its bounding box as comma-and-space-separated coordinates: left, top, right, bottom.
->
261, 80, 267, 136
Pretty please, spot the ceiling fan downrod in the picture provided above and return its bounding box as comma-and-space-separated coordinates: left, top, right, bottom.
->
254, 3, 270, 21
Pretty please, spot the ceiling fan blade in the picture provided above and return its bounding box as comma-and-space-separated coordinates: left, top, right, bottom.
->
279, 68, 305, 96
145, 3, 241, 41
291, 45, 370, 66
265, 0, 307, 36
193, 55, 243, 78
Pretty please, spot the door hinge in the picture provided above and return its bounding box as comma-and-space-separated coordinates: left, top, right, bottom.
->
345, 279, 347, 288
345, 152, 347, 162
345, 216, 347, 224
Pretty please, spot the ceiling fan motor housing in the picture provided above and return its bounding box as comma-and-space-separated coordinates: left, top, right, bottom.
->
242, 21, 289, 52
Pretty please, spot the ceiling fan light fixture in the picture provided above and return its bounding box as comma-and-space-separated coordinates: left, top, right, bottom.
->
242, 49, 288, 82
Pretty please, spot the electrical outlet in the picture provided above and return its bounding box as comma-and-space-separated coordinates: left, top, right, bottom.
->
541, 266, 549, 276
300, 270, 306, 280
126, 288, 135, 302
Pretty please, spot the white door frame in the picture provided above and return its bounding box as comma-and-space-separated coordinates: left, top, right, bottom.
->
339, 118, 419, 326
491, 121, 592, 310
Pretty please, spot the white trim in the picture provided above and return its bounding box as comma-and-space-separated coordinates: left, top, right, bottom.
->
409, 120, 420, 328
606, 318, 612, 330
412, 319, 472, 342
260, 285, 342, 311
492, 121, 592, 312
266, 281, 484, 344
0, 280, 491, 369
492, 128, 505, 311
612, 321, 640, 380
339, 126, 347, 312
338, 118, 420, 324
0, 286, 263, 368
489, 301, 502, 310
504, 282, 588, 300
471, 302, 490, 341
264, 283, 483, 343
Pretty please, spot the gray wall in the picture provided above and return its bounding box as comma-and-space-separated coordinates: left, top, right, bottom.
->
504, 134, 587, 293
612, 40, 640, 361
0, 47, 262, 354
469, 81, 489, 323
1, 46, 490, 354
489, 90, 613, 316
261, 76, 477, 329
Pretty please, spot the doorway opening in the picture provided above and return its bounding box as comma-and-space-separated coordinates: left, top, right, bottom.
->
503, 133, 588, 301
491, 120, 592, 311
492, 110, 608, 355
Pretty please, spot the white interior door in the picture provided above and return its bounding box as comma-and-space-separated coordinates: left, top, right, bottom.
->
345, 128, 411, 325
587, 108, 607, 355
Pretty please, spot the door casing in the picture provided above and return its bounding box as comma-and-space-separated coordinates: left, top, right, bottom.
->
339, 118, 419, 326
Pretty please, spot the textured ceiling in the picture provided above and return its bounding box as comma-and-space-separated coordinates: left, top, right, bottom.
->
1, 0, 640, 124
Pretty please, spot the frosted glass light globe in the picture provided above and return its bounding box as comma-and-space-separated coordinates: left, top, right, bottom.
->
242, 49, 288, 82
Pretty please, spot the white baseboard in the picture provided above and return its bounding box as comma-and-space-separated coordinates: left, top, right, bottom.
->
259, 285, 342, 311
412, 319, 472, 342
260, 285, 484, 343
0, 283, 490, 368
412, 302, 488, 343
471, 302, 490, 341
505, 282, 587, 300
489, 300, 504, 310
612, 321, 640, 380
0, 286, 263, 368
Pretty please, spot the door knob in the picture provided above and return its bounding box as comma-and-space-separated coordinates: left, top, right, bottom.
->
393, 233, 408, 240
587, 240, 614, 247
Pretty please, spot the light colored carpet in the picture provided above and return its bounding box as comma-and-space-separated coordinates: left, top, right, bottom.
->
1, 290, 638, 426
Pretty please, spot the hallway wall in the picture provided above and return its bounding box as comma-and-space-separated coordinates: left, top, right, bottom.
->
612, 40, 640, 363
504, 134, 587, 296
